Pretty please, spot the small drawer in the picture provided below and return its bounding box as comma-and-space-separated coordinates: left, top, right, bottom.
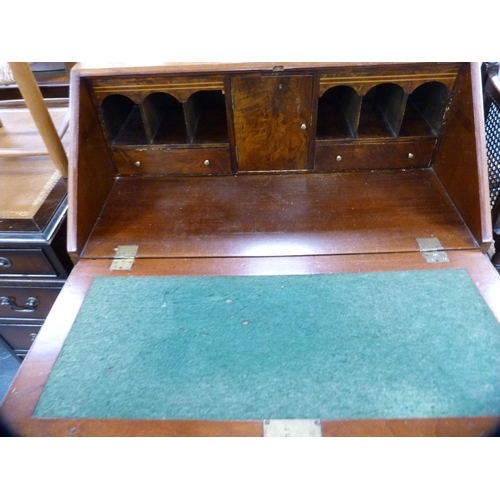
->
0, 249, 57, 277
315, 140, 437, 172
0, 285, 62, 321
0, 324, 41, 351
113, 148, 232, 175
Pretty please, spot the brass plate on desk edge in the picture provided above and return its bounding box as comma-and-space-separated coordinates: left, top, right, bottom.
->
263, 419, 322, 437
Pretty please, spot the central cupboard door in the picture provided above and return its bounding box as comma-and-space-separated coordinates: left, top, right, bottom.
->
232, 75, 314, 171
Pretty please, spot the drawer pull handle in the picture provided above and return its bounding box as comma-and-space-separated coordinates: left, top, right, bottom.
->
0, 296, 39, 313
0, 257, 12, 267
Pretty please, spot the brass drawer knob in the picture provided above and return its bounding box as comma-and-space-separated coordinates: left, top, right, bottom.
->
134, 161, 141, 167
408, 153, 414, 159
0, 257, 12, 267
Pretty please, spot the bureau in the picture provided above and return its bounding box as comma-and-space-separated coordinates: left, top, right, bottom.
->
2, 62, 500, 436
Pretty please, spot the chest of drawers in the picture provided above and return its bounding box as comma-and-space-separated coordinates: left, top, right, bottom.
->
0, 178, 72, 360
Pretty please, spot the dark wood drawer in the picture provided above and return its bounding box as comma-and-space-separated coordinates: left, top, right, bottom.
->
113, 148, 232, 175
0, 323, 41, 351
0, 285, 61, 321
0, 249, 57, 277
315, 140, 437, 171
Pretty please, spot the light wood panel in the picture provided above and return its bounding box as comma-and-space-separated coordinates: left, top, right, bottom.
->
0, 95, 69, 225
0, 157, 61, 219
7, 63, 68, 178
0, 106, 69, 152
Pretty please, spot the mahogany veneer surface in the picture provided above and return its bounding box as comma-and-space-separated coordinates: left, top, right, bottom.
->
232, 75, 313, 171
83, 169, 477, 259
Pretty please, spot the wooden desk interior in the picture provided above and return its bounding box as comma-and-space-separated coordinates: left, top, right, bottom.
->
2, 62, 500, 437
82, 169, 477, 259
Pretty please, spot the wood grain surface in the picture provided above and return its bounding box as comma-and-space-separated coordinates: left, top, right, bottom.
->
67, 77, 116, 258
232, 75, 313, 171
112, 148, 231, 175
314, 140, 437, 171
433, 63, 491, 251
81, 169, 477, 259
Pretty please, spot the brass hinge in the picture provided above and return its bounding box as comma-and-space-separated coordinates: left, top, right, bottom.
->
417, 238, 449, 263
263, 419, 322, 437
110, 245, 138, 271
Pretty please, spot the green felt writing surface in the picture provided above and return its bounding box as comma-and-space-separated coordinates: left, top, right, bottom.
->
34, 270, 500, 420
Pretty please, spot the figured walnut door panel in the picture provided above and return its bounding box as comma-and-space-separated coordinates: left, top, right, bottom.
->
232, 75, 314, 171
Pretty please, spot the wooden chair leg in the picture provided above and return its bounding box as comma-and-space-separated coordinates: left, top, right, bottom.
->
7, 62, 68, 178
